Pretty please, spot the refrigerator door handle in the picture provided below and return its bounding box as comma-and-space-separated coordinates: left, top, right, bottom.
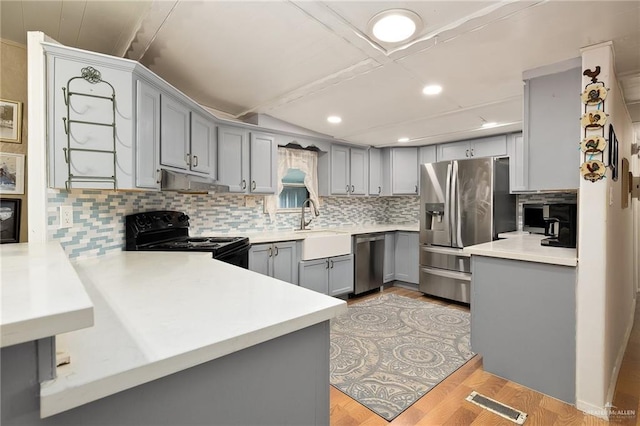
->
444, 162, 452, 245
450, 161, 462, 248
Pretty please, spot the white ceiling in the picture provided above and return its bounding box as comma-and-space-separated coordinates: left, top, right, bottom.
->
2, 0, 639, 146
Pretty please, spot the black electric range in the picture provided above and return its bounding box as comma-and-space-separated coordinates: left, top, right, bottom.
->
125, 211, 250, 268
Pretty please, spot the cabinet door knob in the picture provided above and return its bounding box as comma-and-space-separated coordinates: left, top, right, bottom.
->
470, 148, 474, 157
185, 153, 191, 165
415, 185, 418, 194
252, 180, 256, 191
346, 184, 349, 193
274, 246, 279, 256
351, 185, 355, 193
326, 259, 329, 269
330, 259, 334, 269
156, 169, 161, 184
378, 186, 381, 194
268, 247, 273, 257
193, 155, 198, 167
465, 149, 469, 157
242, 180, 247, 189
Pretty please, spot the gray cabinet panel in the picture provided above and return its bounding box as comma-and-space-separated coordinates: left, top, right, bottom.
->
299, 259, 329, 294
135, 79, 160, 189
190, 112, 216, 177
394, 232, 419, 284
160, 95, 190, 170
471, 256, 576, 403
437, 136, 507, 162
330, 145, 350, 195
525, 66, 581, 190
437, 141, 469, 161
368, 148, 383, 196
273, 242, 298, 285
508, 132, 527, 192
249, 242, 298, 285
249, 132, 277, 193
349, 148, 367, 195
418, 145, 436, 165
249, 244, 273, 277
383, 232, 395, 283
391, 148, 418, 195
217, 125, 248, 192
328, 254, 354, 296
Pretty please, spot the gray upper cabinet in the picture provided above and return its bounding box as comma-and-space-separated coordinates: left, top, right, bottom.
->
437, 135, 507, 162
45, 46, 136, 190
250, 132, 278, 193
217, 125, 248, 192
135, 79, 161, 189
418, 145, 436, 165
330, 145, 350, 195
523, 63, 581, 191
507, 132, 527, 192
218, 126, 276, 194
324, 145, 368, 196
391, 147, 419, 195
190, 112, 217, 178
160, 95, 190, 170
369, 147, 383, 196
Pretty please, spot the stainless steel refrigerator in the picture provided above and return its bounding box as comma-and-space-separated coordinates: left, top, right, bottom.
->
419, 157, 516, 303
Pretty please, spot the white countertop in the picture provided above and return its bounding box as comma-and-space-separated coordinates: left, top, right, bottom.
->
40, 251, 347, 417
464, 234, 578, 266
241, 223, 419, 244
0, 243, 94, 348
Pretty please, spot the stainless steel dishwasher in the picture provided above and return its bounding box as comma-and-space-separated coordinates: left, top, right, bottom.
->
352, 233, 385, 296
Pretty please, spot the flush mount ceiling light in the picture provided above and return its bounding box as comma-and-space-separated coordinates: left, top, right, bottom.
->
397, 137, 410, 143
327, 115, 342, 124
422, 84, 443, 96
368, 9, 423, 44
482, 122, 498, 128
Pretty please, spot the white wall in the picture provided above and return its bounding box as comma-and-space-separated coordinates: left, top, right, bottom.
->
576, 42, 637, 417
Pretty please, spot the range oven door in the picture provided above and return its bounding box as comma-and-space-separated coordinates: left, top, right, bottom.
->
215, 244, 249, 269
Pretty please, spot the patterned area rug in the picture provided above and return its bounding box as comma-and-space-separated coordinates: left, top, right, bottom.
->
330, 294, 474, 421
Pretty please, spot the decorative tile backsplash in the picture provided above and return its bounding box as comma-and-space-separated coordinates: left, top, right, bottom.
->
516, 192, 578, 230
47, 190, 420, 259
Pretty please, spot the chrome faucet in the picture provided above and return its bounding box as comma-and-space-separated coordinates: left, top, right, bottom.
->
299, 198, 319, 230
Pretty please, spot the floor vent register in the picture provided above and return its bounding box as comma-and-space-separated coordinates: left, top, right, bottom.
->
466, 391, 528, 424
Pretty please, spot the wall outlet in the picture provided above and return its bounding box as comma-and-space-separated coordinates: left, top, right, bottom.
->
59, 206, 73, 228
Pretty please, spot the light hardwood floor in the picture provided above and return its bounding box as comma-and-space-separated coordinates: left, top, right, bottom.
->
330, 286, 640, 426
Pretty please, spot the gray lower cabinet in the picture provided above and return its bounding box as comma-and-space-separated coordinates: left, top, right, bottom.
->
299, 254, 354, 296
248, 241, 298, 285
394, 232, 419, 284
471, 255, 576, 404
383, 232, 395, 283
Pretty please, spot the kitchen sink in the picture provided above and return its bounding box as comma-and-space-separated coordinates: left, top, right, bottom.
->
296, 229, 352, 260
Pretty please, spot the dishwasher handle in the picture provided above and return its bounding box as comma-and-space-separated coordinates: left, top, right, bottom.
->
355, 233, 385, 243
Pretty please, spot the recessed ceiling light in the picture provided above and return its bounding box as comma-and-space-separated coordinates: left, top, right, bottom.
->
368, 9, 422, 44
397, 137, 410, 143
482, 122, 498, 128
422, 85, 443, 95
327, 116, 342, 124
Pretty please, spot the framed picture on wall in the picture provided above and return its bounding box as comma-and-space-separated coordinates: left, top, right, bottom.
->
0, 152, 25, 195
0, 99, 23, 143
0, 198, 21, 244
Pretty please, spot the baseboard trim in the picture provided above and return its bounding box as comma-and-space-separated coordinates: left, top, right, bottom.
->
576, 400, 609, 420
391, 281, 419, 291
605, 297, 637, 408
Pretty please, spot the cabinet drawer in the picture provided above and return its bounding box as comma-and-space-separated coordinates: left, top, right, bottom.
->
419, 266, 470, 303
419, 246, 470, 273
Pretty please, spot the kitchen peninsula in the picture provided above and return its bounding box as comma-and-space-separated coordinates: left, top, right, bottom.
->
1, 242, 346, 426
465, 234, 578, 404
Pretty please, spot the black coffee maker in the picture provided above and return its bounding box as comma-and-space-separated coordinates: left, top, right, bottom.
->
540, 203, 578, 248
